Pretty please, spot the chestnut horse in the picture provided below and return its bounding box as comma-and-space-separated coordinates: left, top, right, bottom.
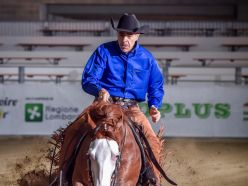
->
55, 101, 142, 186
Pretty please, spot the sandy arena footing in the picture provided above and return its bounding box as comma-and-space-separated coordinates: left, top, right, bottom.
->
0, 136, 247, 186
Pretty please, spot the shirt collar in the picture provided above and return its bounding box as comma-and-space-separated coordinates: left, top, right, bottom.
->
115, 41, 139, 57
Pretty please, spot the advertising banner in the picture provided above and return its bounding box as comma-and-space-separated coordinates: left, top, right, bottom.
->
0, 83, 248, 137
0, 83, 92, 135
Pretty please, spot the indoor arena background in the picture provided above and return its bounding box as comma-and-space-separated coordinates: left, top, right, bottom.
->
0, 0, 248, 185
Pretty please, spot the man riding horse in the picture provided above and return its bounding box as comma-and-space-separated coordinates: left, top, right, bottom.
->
82, 13, 164, 185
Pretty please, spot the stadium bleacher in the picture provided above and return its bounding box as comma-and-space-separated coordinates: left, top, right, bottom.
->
0, 21, 248, 85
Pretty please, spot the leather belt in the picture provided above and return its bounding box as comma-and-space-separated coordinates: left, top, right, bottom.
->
111, 96, 134, 102
111, 96, 138, 108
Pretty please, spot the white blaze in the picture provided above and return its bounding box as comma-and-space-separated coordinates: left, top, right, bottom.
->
88, 138, 120, 186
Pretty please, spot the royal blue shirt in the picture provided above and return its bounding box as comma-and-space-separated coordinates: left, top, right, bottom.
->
82, 41, 164, 108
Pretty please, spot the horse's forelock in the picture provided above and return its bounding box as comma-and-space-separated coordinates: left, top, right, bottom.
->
90, 103, 123, 127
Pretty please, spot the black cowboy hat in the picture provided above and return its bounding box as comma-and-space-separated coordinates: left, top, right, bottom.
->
111, 13, 149, 34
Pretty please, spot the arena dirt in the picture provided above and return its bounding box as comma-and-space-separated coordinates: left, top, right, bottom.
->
0, 136, 247, 186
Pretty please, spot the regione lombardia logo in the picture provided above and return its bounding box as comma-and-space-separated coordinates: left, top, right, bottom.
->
25, 103, 43, 122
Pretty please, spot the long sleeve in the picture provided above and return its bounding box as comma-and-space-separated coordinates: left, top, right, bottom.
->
147, 59, 164, 108
81, 46, 106, 96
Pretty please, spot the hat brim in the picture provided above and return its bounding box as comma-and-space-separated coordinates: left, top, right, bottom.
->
110, 18, 149, 34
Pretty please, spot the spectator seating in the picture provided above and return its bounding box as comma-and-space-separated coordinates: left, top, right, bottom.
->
0, 72, 68, 83
0, 50, 247, 84
0, 21, 248, 85
1, 21, 248, 37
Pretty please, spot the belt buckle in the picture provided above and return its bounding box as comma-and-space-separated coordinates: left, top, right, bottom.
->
112, 96, 120, 102
122, 98, 128, 102
119, 102, 125, 106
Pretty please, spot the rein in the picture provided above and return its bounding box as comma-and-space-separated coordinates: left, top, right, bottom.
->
48, 127, 89, 186
127, 120, 148, 175
130, 123, 177, 186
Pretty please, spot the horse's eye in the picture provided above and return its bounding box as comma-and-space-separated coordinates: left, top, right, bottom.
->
111, 154, 119, 162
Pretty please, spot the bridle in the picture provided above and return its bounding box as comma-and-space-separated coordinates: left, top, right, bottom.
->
88, 120, 127, 186
48, 121, 126, 186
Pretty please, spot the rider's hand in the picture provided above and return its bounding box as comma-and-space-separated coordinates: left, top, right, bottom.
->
149, 105, 161, 123
98, 88, 110, 102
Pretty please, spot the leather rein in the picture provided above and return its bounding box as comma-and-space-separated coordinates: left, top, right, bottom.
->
128, 121, 177, 186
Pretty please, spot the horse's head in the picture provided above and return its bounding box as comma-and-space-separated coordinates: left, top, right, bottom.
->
86, 102, 125, 186
88, 138, 120, 186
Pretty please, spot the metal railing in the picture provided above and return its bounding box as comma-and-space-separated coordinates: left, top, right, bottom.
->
1, 20, 248, 37
1, 66, 247, 85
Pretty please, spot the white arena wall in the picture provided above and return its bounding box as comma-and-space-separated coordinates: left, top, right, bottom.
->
0, 82, 247, 137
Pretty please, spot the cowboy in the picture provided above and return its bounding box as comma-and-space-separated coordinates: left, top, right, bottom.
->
82, 13, 164, 185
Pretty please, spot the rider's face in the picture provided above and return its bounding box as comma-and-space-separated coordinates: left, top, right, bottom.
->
117, 31, 140, 53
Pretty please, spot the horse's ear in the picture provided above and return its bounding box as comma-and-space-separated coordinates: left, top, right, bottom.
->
85, 112, 97, 128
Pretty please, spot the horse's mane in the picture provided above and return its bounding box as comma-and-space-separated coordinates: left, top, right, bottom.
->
85, 101, 126, 141
88, 101, 124, 127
